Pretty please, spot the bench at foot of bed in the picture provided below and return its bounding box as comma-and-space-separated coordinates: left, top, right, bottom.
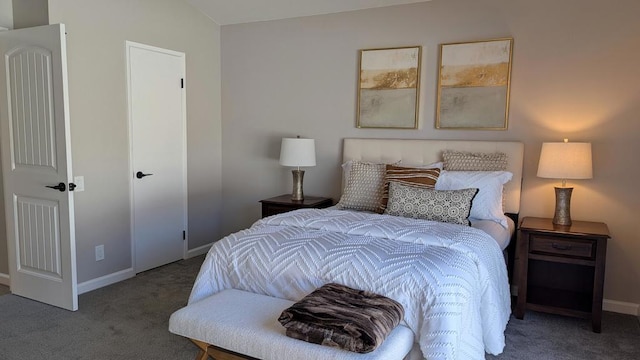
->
169, 289, 414, 360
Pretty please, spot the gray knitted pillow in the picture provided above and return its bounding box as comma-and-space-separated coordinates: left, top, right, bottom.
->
442, 151, 507, 171
337, 161, 386, 212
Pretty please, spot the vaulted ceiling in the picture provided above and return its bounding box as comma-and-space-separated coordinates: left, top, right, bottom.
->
186, 0, 432, 25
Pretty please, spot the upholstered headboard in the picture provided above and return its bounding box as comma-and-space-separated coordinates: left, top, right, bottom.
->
342, 138, 524, 214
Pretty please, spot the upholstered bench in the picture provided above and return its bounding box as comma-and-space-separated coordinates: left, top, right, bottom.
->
169, 289, 415, 360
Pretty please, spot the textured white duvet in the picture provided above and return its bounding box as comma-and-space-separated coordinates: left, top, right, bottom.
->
188, 209, 511, 360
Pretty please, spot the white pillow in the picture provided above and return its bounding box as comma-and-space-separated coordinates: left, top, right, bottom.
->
341, 160, 355, 190
435, 170, 513, 227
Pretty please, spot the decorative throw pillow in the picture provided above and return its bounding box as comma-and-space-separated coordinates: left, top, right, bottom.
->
435, 171, 512, 227
384, 182, 478, 225
378, 165, 440, 213
399, 161, 444, 170
337, 161, 387, 212
443, 151, 507, 171
341, 160, 440, 189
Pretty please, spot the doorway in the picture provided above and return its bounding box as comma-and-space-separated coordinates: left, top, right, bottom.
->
126, 41, 187, 273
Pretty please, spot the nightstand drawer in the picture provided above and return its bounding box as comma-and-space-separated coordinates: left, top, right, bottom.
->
529, 235, 594, 259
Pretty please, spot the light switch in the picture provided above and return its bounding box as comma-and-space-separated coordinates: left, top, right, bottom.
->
74, 176, 85, 192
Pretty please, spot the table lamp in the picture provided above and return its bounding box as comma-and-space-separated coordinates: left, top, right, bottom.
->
279, 137, 316, 201
537, 139, 592, 226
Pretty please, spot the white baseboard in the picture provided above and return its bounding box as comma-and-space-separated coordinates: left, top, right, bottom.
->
77, 267, 135, 295
186, 242, 212, 258
0, 272, 9, 286
603, 299, 640, 316
77, 244, 211, 295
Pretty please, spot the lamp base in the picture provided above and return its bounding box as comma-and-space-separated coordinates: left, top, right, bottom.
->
291, 169, 305, 201
553, 187, 573, 226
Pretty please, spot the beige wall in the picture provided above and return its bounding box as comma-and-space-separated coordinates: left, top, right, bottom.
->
12, 0, 47, 29
0, 0, 12, 29
221, 0, 640, 306
46, 0, 222, 283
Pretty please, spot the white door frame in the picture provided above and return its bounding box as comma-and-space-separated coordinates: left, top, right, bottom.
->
125, 41, 188, 271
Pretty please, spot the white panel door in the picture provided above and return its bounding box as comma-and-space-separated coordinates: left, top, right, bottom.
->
0, 24, 77, 311
126, 42, 187, 273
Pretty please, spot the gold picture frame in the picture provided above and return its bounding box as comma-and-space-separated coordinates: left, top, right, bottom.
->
356, 46, 421, 129
436, 38, 513, 130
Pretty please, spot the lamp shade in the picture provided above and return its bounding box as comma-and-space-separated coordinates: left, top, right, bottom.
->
537, 141, 593, 180
279, 138, 316, 167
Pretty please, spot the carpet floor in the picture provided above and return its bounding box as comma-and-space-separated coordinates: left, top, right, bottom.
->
0, 256, 203, 360
489, 307, 640, 360
0, 255, 638, 360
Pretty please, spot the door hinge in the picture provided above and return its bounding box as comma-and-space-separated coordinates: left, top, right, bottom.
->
181, 78, 184, 88
182, 230, 186, 240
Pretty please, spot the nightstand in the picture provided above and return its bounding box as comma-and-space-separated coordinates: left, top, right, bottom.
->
515, 216, 610, 332
259, 194, 333, 218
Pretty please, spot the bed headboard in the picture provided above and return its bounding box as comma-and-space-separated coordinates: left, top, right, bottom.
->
342, 138, 524, 214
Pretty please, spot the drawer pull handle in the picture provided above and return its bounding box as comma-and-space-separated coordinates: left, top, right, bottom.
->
552, 243, 572, 251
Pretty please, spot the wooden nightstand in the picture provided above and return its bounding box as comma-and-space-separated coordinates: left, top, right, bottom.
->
259, 194, 333, 218
515, 216, 610, 332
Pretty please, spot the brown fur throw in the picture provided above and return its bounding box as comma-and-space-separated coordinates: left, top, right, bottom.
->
278, 283, 404, 353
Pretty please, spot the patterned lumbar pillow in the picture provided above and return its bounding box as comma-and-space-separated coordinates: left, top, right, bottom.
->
378, 165, 440, 213
384, 181, 478, 225
442, 150, 507, 171
337, 161, 387, 212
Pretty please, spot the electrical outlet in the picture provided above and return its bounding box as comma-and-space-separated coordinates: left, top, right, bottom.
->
95, 245, 104, 261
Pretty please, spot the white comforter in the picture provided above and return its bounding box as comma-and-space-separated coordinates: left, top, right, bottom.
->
189, 209, 511, 360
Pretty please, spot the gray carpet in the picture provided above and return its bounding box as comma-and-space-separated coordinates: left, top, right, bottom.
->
0, 255, 638, 360
488, 310, 640, 360
0, 256, 202, 360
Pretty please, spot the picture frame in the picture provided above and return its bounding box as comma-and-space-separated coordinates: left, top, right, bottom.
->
436, 38, 513, 130
356, 46, 421, 129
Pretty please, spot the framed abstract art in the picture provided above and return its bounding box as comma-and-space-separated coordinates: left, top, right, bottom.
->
357, 46, 421, 129
436, 38, 513, 130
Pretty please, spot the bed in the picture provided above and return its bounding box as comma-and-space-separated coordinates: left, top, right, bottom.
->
187, 138, 524, 360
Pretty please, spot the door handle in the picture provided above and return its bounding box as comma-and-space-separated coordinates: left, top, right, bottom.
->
136, 171, 153, 179
45, 182, 66, 192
